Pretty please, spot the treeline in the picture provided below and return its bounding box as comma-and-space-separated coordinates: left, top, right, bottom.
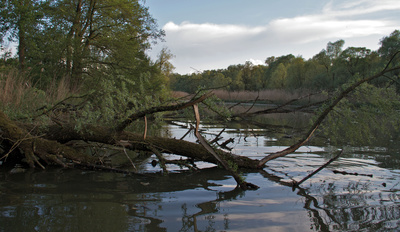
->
171, 30, 400, 93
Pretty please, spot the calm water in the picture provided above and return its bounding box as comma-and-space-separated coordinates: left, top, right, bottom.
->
1, 118, 400, 231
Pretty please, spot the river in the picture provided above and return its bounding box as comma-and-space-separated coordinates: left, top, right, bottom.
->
0, 115, 399, 231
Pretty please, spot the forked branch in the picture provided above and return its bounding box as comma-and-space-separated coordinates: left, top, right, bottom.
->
258, 61, 400, 167
115, 92, 214, 132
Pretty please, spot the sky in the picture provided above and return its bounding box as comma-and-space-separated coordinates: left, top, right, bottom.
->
144, 0, 400, 74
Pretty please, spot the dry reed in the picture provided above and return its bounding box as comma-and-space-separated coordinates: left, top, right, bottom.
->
0, 69, 79, 111
211, 89, 326, 104
0, 69, 31, 106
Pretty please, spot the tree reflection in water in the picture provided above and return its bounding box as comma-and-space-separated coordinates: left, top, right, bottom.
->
260, 168, 400, 231
0, 162, 400, 231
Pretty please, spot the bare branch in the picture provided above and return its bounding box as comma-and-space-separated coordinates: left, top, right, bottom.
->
293, 149, 343, 187
258, 64, 400, 167
115, 91, 214, 132
193, 104, 259, 190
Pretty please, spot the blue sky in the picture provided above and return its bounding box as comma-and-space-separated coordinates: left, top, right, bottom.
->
145, 0, 400, 74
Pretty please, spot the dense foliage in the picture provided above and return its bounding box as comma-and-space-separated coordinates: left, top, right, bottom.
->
1, 2, 400, 146
1, 0, 173, 126
171, 30, 400, 93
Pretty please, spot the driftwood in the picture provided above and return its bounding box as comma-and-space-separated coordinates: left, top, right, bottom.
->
1, 59, 400, 190
257, 63, 400, 167
193, 104, 259, 190
0, 93, 260, 170
293, 149, 343, 188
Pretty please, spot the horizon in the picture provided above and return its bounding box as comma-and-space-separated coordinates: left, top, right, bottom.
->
145, 0, 400, 74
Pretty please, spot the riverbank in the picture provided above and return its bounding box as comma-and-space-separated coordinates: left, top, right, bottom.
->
173, 89, 328, 105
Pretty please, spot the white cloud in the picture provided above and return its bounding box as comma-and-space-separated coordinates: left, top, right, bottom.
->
268, 17, 393, 43
164, 21, 265, 39
158, 0, 400, 73
247, 59, 264, 66
322, 0, 400, 17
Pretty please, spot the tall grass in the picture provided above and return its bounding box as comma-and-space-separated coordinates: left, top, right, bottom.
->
0, 69, 31, 107
0, 69, 79, 118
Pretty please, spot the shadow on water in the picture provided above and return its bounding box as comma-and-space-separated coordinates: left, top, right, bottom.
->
1, 163, 399, 231
0, 167, 231, 231
1, 113, 400, 231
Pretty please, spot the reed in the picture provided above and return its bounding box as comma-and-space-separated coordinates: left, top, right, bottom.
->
0, 69, 31, 106
211, 89, 326, 104
0, 69, 79, 113
46, 75, 80, 102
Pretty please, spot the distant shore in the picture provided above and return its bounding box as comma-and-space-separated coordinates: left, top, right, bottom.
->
172, 89, 327, 105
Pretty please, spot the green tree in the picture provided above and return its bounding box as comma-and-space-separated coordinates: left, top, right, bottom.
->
242, 61, 254, 90
264, 54, 294, 89
378, 29, 400, 61
327, 39, 345, 59
269, 63, 287, 88
339, 47, 372, 76
225, 65, 245, 91
265, 56, 276, 66
286, 56, 306, 89
211, 72, 231, 88
44, 0, 164, 85
155, 47, 175, 79
378, 29, 400, 92
249, 65, 265, 90
312, 40, 345, 88
0, 0, 45, 70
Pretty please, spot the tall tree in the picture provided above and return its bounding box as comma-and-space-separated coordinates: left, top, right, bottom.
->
378, 30, 400, 91
286, 56, 306, 89
269, 63, 287, 88
313, 40, 345, 88
378, 30, 400, 61
339, 47, 372, 76
155, 47, 175, 80
0, 0, 44, 70
326, 39, 345, 59
45, 0, 164, 85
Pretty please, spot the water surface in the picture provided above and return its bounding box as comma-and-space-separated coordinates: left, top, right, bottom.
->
1, 118, 399, 231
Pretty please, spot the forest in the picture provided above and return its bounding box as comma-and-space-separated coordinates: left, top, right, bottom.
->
171, 32, 400, 93
1, 0, 400, 190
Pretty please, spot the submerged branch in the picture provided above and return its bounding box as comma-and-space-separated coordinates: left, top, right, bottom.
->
293, 149, 343, 188
258, 64, 400, 167
193, 104, 259, 190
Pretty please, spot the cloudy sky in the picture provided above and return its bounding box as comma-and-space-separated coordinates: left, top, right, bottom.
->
145, 0, 400, 74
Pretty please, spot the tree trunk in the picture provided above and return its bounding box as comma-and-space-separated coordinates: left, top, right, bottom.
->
17, 2, 26, 71
41, 123, 260, 169
0, 111, 97, 168
0, 109, 259, 170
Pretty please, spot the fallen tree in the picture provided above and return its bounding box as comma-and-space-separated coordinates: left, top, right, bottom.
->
1, 55, 400, 190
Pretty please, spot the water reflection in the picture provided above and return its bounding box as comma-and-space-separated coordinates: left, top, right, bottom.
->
1, 117, 400, 231
261, 168, 400, 231
1, 164, 399, 231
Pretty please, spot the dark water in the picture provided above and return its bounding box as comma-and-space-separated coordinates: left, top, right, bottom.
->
1, 118, 400, 231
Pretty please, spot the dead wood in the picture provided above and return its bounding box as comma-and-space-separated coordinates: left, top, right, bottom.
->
332, 170, 373, 177
293, 149, 343, 188
258, 64, 400, 167
193, 104, 259, 190
0, 113, 261, 170
0, 111, 98, 168
115, 91, 214, 132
